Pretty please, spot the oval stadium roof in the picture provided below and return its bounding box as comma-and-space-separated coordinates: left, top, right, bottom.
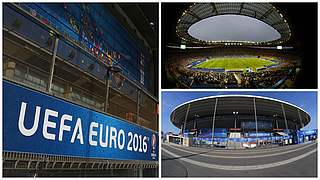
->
176, 3, 291, 46
170, 95, 310, 130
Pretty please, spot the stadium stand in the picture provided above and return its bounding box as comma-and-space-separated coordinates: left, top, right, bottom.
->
165, 47, 300, 88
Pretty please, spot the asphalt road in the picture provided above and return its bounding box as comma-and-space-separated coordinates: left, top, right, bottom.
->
161, 141, 317, 177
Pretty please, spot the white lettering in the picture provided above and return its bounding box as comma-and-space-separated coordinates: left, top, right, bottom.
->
99, 124, 109, 147
15, 103, 150, 153
58, 114, 72, 141
71, 118, 84, 144
118, 129, 125, 150
18, 102, 40, 137
133, 133, 139, 151
109, 127, 117, 149
89, 122, 98, 146
43, 109, 58, 140
127, 132, 133, 151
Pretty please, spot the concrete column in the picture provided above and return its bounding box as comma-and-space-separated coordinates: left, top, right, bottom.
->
64, 84, 73, 99
47, 37, 59, 93
139, 167, 143, 177
110, 168, 114, 176
211, 98, 218, 148
5, 61, 16, 79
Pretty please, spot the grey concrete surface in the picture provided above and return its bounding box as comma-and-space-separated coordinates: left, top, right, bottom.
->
161, 142, 317, 177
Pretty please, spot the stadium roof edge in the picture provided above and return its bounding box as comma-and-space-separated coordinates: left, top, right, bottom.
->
176, 3, 291, 46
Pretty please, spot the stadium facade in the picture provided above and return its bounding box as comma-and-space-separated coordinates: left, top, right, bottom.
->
3, 3, 158, 177
170, 95, 316, 149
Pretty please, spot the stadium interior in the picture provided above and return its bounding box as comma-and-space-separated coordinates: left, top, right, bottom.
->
162, 3, 317, 89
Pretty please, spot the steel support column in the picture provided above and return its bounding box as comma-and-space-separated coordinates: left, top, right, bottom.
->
137, 90, 141, 123
298, 109, 304, 129
104, 75, 110, 113
183, 104, 191, 137
281, 103, 289, 132
47, 37, 59, 93
253, 98, 258, 142
211, 98, 218, 148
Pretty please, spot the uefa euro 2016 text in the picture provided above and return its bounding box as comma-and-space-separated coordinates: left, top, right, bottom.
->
18, 102, 148, 153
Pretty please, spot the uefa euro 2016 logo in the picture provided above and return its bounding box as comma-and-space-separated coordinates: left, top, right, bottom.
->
151, 134, 157, 160
152, 134, 156, 148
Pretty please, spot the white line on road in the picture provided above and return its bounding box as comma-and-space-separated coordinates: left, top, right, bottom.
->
164, 142, 316, 158
162, 147, 317, 171
166, 142, 312, 155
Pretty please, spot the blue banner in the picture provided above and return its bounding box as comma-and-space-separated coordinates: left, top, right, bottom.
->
247, 132, 271, 137
3, 81, 158, 161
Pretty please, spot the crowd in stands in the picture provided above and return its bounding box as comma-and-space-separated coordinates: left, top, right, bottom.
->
240, 67, 295, 88
168, 63, 296, 88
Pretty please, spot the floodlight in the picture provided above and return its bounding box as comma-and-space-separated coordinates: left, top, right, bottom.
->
180, 44, 186, 49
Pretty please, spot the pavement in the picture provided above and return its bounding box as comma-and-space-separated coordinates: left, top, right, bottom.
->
161, 141, 317, 177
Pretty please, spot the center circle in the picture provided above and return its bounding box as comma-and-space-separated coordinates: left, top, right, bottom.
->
188, 14, 281, 42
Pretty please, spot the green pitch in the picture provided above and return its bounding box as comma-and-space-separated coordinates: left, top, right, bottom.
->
194, 57, 276, 71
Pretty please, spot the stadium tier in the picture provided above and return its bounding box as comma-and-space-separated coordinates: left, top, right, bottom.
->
165, 47, 300, 88
3, 3, 158, 177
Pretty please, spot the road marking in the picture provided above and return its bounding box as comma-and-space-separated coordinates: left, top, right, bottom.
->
164, 142, 316, 159
162, 147, 317, 170
166, 142, 313, 155
167, 142, 317, 154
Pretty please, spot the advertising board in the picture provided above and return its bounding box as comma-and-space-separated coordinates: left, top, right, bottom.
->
3, 81, 158, 161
